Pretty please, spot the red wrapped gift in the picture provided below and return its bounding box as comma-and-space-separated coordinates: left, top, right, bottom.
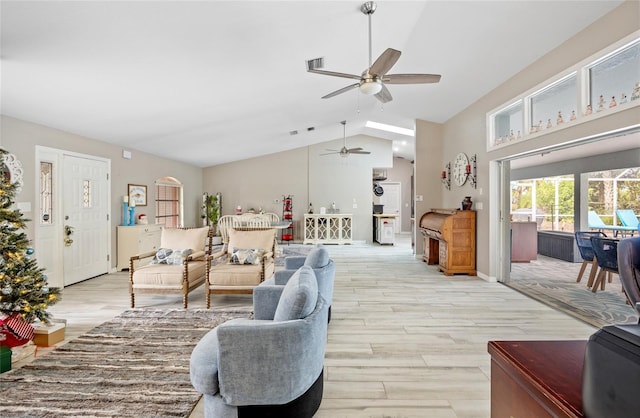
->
0, 314, 34, 348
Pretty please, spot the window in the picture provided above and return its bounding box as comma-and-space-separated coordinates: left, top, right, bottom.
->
511, 175, 575, 233
588, 39, 640, 111
490, 100, 523, 147
588, 167, 640, 226
530, 73, 577, 132
155, 177, 183, 228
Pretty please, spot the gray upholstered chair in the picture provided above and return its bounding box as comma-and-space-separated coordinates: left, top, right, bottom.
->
618, 236, 640, 317
262, 244, 335, 321
129, 226, 212, 308
190, 266, 328, 418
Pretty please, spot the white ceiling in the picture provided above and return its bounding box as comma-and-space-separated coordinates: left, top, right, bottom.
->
0, 1, 625, 167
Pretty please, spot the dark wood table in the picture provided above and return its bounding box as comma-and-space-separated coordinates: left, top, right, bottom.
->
488, 340, 586, 418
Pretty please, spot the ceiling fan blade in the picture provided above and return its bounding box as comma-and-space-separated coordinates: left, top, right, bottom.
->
308, 69, 361, 80
383, 73, 441, 84
320, 151, 340, 156
347, 147, 364, 152
374, 83, 393, 103
322, 83, 360, 99
370, 48, 401, 76
349, 150, 371, 155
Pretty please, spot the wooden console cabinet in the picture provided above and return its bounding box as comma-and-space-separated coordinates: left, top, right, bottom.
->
488, 340, 586, 418
116, 224, 162, 270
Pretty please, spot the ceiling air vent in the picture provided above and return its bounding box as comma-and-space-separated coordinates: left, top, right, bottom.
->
306, 57, 324, 71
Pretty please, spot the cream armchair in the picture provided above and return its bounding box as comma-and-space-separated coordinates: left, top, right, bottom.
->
129, 226, 212, 308
206, 228, 276, 308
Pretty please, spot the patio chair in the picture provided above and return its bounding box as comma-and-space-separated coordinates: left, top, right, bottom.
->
574, 231, 607, 286
589, 210, 636, 237
617, 209, 639, 230
590, 237, 619, 293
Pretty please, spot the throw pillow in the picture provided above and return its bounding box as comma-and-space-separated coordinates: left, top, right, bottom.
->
303, 245, 329, 268
273, 266, 318, 321
150, 248, 173, 264
229, 248, 264, 265
166, 249, 193, 265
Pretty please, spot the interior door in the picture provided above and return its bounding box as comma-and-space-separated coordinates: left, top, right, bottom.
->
62, 154, 109, 285
376, 182, 401, 233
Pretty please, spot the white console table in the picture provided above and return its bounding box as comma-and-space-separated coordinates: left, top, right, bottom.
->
304, 214, 352, 245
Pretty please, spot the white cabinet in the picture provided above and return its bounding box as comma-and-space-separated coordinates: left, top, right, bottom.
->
116, 224, 162, 270
303, 214, 352, 245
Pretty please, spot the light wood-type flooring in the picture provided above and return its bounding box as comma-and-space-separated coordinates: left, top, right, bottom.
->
32, 234, 596, 417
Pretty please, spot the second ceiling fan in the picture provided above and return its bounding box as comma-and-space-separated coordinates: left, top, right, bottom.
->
307, 1, 441, 103
322, 120, 371, 157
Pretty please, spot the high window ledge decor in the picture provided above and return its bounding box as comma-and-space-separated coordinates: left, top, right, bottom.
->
487, 32, 640, 152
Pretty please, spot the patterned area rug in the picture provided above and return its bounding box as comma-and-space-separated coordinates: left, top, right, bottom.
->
0, 308, 252, 417
507, 265, 638, 328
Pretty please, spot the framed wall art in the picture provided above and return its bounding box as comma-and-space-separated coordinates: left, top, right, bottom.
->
128, 184, 147, 206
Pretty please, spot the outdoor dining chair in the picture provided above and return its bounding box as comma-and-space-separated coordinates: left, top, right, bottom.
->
590, 237, 619, 293
574, 231, 607, 286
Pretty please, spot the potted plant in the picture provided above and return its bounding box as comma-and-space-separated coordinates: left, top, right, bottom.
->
206, 193, 222, 245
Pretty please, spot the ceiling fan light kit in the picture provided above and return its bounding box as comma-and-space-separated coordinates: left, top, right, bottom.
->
307, 1, 441, 103
359, 78, 383, 95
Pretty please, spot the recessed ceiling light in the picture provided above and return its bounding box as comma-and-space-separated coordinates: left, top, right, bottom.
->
365, 121, 414, 136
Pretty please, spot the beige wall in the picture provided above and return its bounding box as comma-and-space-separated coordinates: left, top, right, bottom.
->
0, 115, 204, 269
414, 119, 444, 258
203, 134, 392, 242
430, 0, 640, 278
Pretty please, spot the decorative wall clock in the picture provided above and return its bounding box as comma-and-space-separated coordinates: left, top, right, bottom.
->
453, 152, 469, 187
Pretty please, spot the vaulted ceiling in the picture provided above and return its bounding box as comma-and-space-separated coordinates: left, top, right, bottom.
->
0, 1, 624, 167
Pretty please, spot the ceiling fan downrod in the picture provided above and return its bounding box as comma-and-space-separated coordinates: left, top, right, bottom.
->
361, 2, 377, 69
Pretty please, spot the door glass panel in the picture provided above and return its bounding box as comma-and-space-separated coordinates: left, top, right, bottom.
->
40, 161, 53, 224
83, 180, 91, 208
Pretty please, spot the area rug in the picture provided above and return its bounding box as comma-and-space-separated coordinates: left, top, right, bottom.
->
505, 279, 638, 328
0, 308, 252, 417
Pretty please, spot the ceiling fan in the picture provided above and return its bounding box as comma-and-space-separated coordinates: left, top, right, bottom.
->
307, 1, 441, 103
322, 121, 371, 157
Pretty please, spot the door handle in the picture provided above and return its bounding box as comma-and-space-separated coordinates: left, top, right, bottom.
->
64, 225, 74, 246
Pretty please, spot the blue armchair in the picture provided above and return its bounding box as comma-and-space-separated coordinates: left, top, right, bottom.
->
260, 245, 335, 321
190, 266, 328, 418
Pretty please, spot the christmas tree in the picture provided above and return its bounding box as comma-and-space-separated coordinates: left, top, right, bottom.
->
0, 149, 60, 325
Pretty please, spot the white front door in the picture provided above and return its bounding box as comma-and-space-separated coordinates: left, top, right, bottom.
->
62, 154, 110, 285
376, 182, 401, 233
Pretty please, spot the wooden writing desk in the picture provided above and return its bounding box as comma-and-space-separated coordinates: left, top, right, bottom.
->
488, 340, 586, 418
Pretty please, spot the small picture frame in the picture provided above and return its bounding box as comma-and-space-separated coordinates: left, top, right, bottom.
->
128, 184, 147, 206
